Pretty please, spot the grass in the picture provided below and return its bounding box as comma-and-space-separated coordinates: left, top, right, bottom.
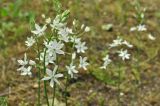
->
0, 0, 160, 105
0, 97, 8, 106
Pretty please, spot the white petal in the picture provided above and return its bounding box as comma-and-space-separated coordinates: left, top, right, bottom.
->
73, 69, 78, 73
72, 52, 76, 60
41, 77, 51, 81
35, 24, 41, 30
31, 30, 39, 35
56, 49, 64, 54
50, 79, 54, 88
55, 73, 63, 78
54, 79, 60, 85
46, 69, 52, 76
52, 65, 58, 75
29, 60, 36, 65
42, 25, 47, 31
17, 60, 24, 65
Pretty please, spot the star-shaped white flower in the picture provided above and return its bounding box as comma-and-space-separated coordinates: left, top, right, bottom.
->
25, 36, 35, 48
20, 66, 32, 76
118, 49, 130, 61
84, 26, 90, 32
17, 53, 36, 68
17, 53, 28, 67
71, 52, 76, 60
70, 37, 81, 44
50, 16, 66, 30
45, 40, 64, 59
109, 37, 123, 48
66, 63, 78, 78
130, 27, 137, 32
79, 56, 89, 70
58, 27, 73, 36
130, 24, 147, 32
58, 27, 73, 42
40, 52, 55, 66
31, 24, 47, 36
137, 24, 147, 31
100, 55, 112, 69
42, 65, 63, 88
75, 42, 88, 53
45, 17, 51, 24
148, 34, 156, 41
17, 53, 35, 76
122, 40, 133, 48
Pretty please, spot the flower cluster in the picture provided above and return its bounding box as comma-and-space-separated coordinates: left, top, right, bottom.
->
17, 10, 90, 88
130, 5, 156, 41
100, 36, 133, 69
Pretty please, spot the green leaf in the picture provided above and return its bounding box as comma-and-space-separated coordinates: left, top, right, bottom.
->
132, 69, 140, 81
91, 69, 117, 85
0, 97, 8, 106
53, 0, 62, 14
0, 8, 9, 17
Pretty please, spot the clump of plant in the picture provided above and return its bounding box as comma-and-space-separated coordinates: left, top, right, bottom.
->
17, 6, 90, 106
100, 36, 133, 104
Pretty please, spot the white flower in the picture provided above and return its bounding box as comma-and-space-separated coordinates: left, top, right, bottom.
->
122, 40, 133, 48
20, 66, 32, 76
40, 52, 55, 66
45, 17, 51, 24
42, 65, 63, 88
59, 34, 69, 42
17, 53, 36, 68
81, 24, 85, 29
79, 56, 89, 70
75, 42, 88, 53
58, 28, 69, 36
58, 27, 73, 42
17, 53, 28, 67
148, 34, 156, 41
72, 52, 76, 60
100, 55, 112, 69
50, 16, 66, 30
137, 24, 147, 31
25, 36, 35, 47
41, 14, 45, 18
45, 40, 64, 58
73, 19, 76, 26
70, 37, 81, 44
29, 60, 36, 65
130, 24, 147, 32
118, 49, 130, 60
31, 24, 47, 36
66, 63, 78, 78
84, 26, 90, 32
109, 37, 123, 48
130, 27, 137, 32
17, 53, 35, 75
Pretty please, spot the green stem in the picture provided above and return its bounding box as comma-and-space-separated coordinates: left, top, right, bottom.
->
65, 75, 69, 106
52, 52, 58, 106
35, 38, 41, 106
38, 68, 41, 106
117, 64, 121, 106
131, 32, 141, 106
52, 84, 56, 106
44, 81, 49, 106
43, 35, 54, 106
43, 49, 50, 106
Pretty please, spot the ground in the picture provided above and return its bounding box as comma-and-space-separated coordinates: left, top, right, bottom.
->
0, 0, 160, 106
